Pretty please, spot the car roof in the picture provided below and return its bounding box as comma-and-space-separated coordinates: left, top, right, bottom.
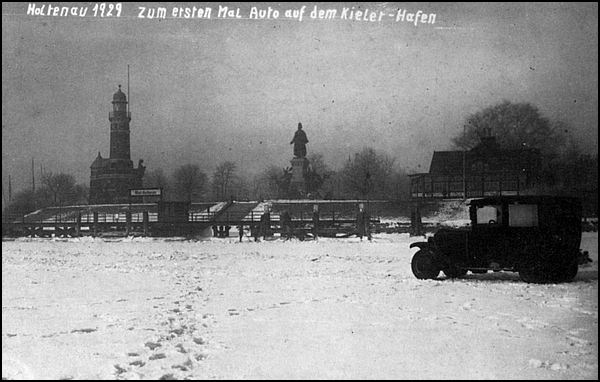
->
468, 195, 581, 207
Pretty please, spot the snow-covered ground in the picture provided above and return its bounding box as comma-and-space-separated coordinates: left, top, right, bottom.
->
2, 232, 597, 380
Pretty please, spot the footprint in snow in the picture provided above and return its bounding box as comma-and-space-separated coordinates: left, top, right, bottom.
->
559, 349, 592, 356
528, 359, 569, 370
145, 341, 162, 350
517, 318, 549, 330
149, 353, 167, 361
566, 336, 591, 347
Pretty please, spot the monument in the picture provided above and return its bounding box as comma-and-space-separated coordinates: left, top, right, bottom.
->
289, 123, 310, 196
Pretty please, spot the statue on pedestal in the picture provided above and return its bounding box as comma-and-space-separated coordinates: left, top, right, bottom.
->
290, 123, 308, 158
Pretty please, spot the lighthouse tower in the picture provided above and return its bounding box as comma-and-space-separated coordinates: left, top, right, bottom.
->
109, 85, 132, 161
89, 85, 145, 204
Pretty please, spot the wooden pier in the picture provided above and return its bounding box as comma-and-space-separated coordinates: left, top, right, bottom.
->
3, 200, 385, 239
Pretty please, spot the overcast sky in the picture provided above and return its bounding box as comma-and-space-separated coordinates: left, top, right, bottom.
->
2, 2, 598, 196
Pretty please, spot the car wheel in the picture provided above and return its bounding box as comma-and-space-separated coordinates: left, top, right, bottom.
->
521, 259, 578, 284
520, 263, 554, 283
556, 260, 578, 282
411, 250, 440, 279
519, 267, 541, 283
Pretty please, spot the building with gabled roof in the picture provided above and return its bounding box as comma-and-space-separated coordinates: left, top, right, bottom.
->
409, 134, 542, 199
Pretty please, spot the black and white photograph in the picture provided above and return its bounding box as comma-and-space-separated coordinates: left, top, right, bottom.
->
2, 2, 598, 379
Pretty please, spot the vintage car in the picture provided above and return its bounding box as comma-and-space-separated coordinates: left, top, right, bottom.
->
409, 196, 583, 283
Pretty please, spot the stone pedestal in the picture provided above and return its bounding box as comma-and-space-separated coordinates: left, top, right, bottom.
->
289, 157, 309, 196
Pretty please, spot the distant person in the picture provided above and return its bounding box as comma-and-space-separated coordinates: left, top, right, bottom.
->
356, 206, 372, 241
290, 123, 308, 157
238, 224, 244, 242
281, 211, 292, 240
251, 225, 260, 242
260, 212, 270, 240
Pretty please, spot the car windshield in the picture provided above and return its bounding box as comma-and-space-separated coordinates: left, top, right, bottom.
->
476, 205, 502, 225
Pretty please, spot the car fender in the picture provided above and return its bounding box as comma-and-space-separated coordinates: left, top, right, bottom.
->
409, 241, 429, 250
409, 241, 454, 268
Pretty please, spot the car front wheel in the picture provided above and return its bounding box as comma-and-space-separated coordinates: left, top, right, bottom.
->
411, 250, 441, 279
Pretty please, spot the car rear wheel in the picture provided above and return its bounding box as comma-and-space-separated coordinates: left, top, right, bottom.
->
519, 267, 543, 283
411, 250, 440, 279
520, 258, 579, 284
556, 260, 578, 282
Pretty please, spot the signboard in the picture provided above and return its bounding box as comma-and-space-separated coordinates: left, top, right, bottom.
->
130, 188, 162, 197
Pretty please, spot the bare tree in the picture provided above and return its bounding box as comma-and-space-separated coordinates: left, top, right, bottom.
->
145, 168, 170, 199
388, 169, 411, 202
452, 100, 567, 154
212, 161, 237, 201
254, 165, 286, 199
341, 147, 396, 199
307, 152, 329, 176
4, 189, 37, 216
41, 172, 80, 206
229, 173, 252, 200
73, 184, 89, 204
171, 164, 207, 202
324, 170, 343, 199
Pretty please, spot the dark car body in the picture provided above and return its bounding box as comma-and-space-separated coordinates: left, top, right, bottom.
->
409, 196, 582, 283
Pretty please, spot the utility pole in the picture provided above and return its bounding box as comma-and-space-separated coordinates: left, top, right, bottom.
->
31, 157, 35, 194
365, 170, 372, 241
32, 157, 37, 211
127, 64, 130, 113
463, 125, 467, 200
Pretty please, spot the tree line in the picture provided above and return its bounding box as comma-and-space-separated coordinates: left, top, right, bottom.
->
143, 148, 411, 203
3, 100, 598, 217
3, 147, 411, 218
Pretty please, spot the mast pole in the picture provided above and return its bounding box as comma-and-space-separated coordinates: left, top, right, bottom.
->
127, 64, 130, 113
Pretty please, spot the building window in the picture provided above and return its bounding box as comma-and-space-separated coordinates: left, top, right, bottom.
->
472, 161, 489, 172
519, 176, 527, 190
501, 181, 517, 191
484, 181, 500, 191
449, 182, 463, 191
